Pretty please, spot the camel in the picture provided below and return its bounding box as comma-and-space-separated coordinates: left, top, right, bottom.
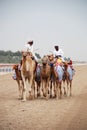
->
34, 64, 41, 98
40, 55, 51, 100
13, 64, 24, 99
63, 62, 75, 96
47, 54, 64, 99
21, 52, 36, 101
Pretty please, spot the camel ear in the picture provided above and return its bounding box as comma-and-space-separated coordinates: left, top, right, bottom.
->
16, 64, 19, 68
13, 65, 16, 70
12, 64, 18, 70
22, 52, 27, 57
48, 55, 50, 58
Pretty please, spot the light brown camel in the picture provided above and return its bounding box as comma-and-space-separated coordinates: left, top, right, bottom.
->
13, 64, 24, 99
63, 62, 75, 96
40, 55, 51, 100
21, 52, 36, 101
48, 54, 64, 99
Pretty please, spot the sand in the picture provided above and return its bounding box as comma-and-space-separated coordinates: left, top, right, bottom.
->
0, 65, 87, 130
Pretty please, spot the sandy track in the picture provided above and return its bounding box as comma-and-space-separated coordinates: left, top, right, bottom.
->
0, 65, 87, 130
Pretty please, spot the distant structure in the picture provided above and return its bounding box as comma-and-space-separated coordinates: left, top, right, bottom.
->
0, 64, 14, 75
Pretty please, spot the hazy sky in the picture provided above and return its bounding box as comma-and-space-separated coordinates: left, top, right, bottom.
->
0, 0, 87, 61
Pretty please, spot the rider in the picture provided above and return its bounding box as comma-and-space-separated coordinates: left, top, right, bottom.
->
24, 40, 38, 62
68, 59, 75, 76
53, 45, 65, 65
53, 45, 64, 82
53, 45, 64, 58
13, 40, 38, 80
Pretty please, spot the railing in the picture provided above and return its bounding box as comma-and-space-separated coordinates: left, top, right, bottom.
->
0, 64, 15, 75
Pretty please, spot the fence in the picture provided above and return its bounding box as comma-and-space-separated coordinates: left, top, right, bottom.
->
0, 64, 15, 75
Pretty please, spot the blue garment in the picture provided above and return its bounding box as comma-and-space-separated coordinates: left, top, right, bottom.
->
36, 66, 41, 81
50, 63, 54, 67
67, 66, 73, 80
12, 72, 17, 80
56, 65, 64, 82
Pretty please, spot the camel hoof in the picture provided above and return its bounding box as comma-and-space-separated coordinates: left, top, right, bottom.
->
21, 99, 26, 102
56, 97, 58, 100
53, 94, 56, 98
50, 95, 52, 98
46, 97, 48, 101
70, 93, 72, 96
43, 93, 46, 97
18, 97, 23, 100
29, 95, 34, 100
37, 93, 40, 97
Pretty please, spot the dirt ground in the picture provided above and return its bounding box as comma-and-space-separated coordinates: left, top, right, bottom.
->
0, 65, 87, 130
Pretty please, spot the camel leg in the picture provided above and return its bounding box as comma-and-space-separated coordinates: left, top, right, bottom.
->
33, 81, 36, 98
41, 81, 44, 97
53, 82, 56, 98
40, 81, 44, 98
21, 73, 27, 101
22, 81, 27, 101
70, 80, 72, 96
50, 81, 52, 98
28, 78, 34, 100
37, 82, 41, 97
21, 81, 24, 100
59, 82, 62, 99
46, 80, 49, 100
43, 81, 46, 97
17, 80, 22, 99
63, 81, 67, 96
56, 86, 58, 100
66, 79, 69, 96
55, 81, 59, 100
19, 81, 23, 100
37, 84, 39, 97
